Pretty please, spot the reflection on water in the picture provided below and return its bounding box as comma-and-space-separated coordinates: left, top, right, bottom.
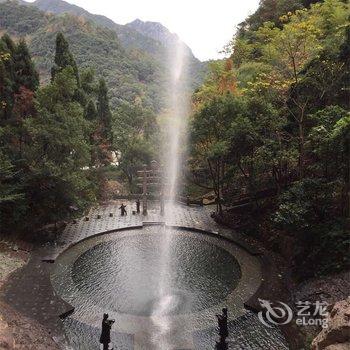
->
72, 230, 241, 316
62, 311, 289, 350
52, 227, 288, 349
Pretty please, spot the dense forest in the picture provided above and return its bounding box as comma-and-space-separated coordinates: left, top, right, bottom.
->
0, 26, 160, 237
0, 30, 120, 232
0, 0, 349, 278
0, 0, 205, 236
189, 0, 349, 279
1, 1, 349, 349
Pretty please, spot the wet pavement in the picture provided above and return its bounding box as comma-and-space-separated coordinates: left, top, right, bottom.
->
59, 201, 222, 246
194, 312, 289, 349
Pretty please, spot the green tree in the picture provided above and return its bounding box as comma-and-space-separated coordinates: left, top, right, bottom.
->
51, 32, 79, 84
190, 95, 245, 214
189, 0, 350, 280
113, 102, 157, 188
274, 179, 349, 277
13, 39, 39, 91
24, 67, 94, 225
0, 34, 15, 121
97, 78, 112, 142
84, 99, 98, 121
80, 68, 97, 95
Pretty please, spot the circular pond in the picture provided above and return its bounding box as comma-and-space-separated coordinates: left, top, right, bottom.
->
72, 230, 241, 316
51, 225, 263, 348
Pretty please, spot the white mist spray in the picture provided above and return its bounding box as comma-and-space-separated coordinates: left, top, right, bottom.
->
166, 40, 187, 201
150, 38, 190, 349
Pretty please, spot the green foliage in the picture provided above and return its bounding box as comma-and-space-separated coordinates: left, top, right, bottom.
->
0, 2, 157, 112
84, 99, 97, 121
0, 34, 16, 120
274, 179, 333, 231
0, 33, 39, 124
0, 32, 115, 234
333, 110, 350, 139
314, 220, 350, 275
190, 0, 350, 278
22, 67, 94, 225
113, 102, 158, 188
0, 1, 205, 115
0, 1, 48, 35
51, 32, 79, 84
97, 78, 112, 142
308, 106, 348, 173
80, 68, 97, 95
0, 129, 23, 204
274, 179, 349, 277
13, 39, 39, 91
191, 95, 240, 159
238, 0, 305, 33
29, 67, 89, 166
193, 59, 236, 106
0, 2, 203, 201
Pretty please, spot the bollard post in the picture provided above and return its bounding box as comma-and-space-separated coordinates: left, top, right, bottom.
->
142, 164, 148, 215
160, 191, 165, 216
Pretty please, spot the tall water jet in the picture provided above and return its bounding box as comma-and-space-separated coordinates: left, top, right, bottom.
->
150, 37, 191, 349
165, 38, 189, 202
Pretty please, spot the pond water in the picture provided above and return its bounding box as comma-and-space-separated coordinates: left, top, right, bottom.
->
51, 226, 289, 349
72, 231, 241, 316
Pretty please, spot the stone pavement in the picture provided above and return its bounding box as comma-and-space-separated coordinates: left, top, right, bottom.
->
58, 200, 255, 251
1, 245, 74, 345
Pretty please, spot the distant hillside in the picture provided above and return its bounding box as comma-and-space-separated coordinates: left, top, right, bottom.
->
29, 0, 206, 83
0, 0, 166, 111
127, 19, 192, 56
33, 0, 117, 27
127, 18, 206, 86
0, 0, 206, 111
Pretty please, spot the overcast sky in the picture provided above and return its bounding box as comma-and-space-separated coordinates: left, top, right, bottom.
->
26, 0, 260, 61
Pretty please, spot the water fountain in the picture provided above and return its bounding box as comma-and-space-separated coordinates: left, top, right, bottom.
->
49, 36, 289, 350
150, 37, 190, 349
164, 38, 189, 201
51, 226, 262, 349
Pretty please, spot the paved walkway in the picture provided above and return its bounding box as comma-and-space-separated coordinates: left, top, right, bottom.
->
59, 201, 221, 246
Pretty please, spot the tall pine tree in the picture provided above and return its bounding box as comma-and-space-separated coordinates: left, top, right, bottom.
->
13, 39, 39, 92
51, 33, 79, 85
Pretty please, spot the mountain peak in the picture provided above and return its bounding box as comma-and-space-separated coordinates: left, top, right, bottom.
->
126, 18, 179, 45
22, 0, 202, 63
